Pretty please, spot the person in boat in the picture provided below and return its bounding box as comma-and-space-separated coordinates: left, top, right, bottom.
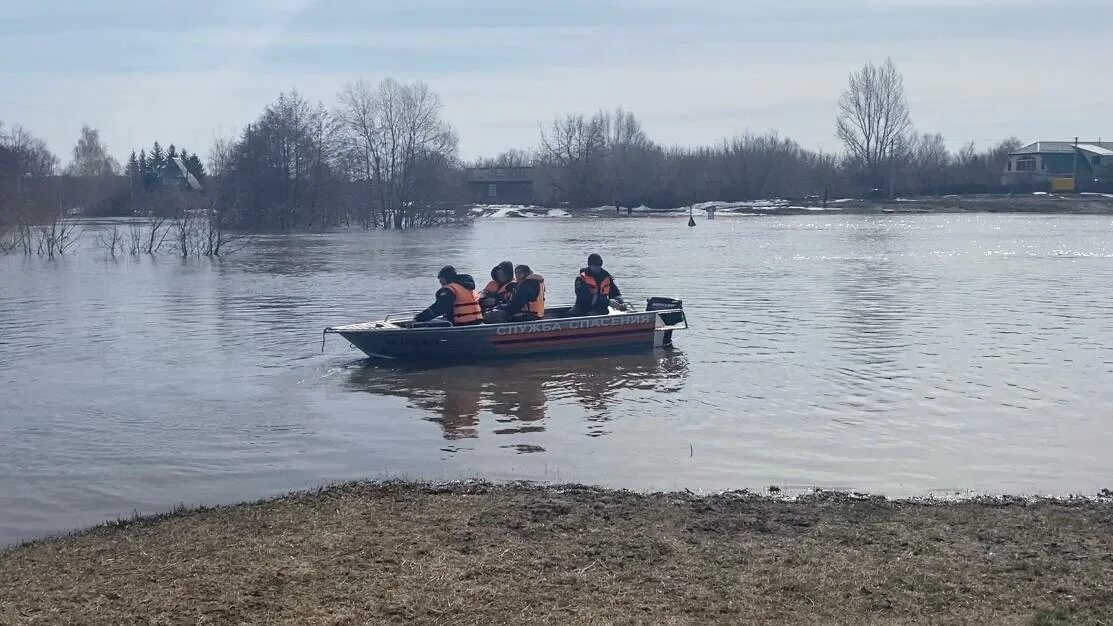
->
502, 264, 546, 322
480, 261, 516, 309
572, 253, 623, 316
413, 265, 483, 326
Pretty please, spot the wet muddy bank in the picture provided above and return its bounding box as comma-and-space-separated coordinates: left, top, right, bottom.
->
3, 481, 1112, 624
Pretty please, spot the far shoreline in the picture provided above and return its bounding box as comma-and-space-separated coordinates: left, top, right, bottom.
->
3, 480, 1112, 624
472, 192, 1113, 220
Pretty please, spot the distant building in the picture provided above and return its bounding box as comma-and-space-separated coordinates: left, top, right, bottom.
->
466, 167, 533, 204
162, 157, 203, 191
1002, 141, 1113, 191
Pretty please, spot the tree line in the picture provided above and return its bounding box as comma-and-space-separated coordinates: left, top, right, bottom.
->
523, 59, 1019, 207
3, 59, 1025, 239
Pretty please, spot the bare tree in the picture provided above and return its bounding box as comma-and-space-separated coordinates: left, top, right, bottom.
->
472, 149, 533, 169
34, 210, 82, 258
336, 78, 458, 229
170, 211, 197, 258
145, 216, 169, 254
97, 224, 125, 256
206, 137, 234, 179
836, 58, 914, 194
198, 199, 248, 256
539, 112, 608, 206
123, 216, 169, 255
1, 124, 60, 253
2, 124, 59, 177
66, 125, 120, 177
213, 91, 341, 230
912, 132, 950, 195
126, 220, 144, 254
603, 108, 660, 206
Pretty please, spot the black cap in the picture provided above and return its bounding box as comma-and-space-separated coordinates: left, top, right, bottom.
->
587, 253, 603, 266
437, 265, 457, 280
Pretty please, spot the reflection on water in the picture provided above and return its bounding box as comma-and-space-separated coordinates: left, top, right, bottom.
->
344, 350, 690, 443
4, 215, 1113, 546
831, 221, 911, 416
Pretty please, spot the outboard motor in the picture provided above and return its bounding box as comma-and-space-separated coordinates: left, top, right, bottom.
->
646, 297, 684, 346
646, 297, 683, 325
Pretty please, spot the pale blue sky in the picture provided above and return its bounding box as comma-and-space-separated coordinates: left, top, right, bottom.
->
2, 0, 1111, 164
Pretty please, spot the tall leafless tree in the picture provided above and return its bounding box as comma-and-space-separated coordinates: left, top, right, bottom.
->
212, 91, 339, 230
539, 112, 608, 206
336, 78, 458, 229
66, 125, 120, 177
836, 58, 914, 194
603, 108, 660, 206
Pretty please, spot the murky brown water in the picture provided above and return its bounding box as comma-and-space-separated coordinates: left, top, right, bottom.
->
3, 214, 1113, 545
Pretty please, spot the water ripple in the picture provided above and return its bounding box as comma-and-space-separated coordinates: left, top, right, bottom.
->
3, 215, 1113, 546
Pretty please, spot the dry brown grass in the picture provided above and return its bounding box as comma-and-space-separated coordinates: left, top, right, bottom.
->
2, 482, 1112, 625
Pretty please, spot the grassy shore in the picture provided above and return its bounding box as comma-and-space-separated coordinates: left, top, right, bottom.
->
2, 482, 1112, 625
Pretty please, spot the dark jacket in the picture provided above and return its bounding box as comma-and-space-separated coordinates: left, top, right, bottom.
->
415, 274, 478, 323
504, 275, 543, 319
481, 261, 517, 307
574, 268, 620, 314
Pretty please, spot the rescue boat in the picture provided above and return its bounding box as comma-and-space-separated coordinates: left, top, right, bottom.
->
324, 297, 687, 361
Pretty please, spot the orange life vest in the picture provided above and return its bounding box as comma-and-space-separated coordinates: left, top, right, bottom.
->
445, 282, 482, 325
483, 280, 516, 305
580, 271, 613, 297
521, 274, 545, 318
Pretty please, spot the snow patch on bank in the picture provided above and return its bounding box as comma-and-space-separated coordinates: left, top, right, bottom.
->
470, 198, 846, 218
470, 205, 572, 218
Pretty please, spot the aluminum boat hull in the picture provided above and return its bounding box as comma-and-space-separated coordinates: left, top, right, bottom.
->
325, 308, 687, 361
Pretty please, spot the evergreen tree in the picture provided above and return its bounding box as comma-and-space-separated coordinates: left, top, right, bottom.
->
167, 144, 177, 161
184, 154, 206, 181
150, 141, 165, 172
140, 146, 160, 190
125, 150, 140, 181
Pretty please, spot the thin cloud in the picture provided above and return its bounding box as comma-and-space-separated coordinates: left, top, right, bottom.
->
1, 0, 1110, 163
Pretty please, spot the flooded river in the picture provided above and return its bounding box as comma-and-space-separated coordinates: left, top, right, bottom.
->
2, 214, 1113, 545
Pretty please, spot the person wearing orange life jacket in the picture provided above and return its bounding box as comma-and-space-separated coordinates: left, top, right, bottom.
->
413, 265, 483, 326
573, 253, 623, 316
502, 264, 545, 321
480, 260, 516, 309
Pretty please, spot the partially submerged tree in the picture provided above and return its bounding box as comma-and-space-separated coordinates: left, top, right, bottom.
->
336, 78, 458, 229
211, 91, 339, 230
1, 123, 61, 253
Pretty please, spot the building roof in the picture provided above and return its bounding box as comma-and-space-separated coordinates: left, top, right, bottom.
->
166, 157, 203, 190
1077, 144, 1113, 157
1012, 141, 1113, 156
